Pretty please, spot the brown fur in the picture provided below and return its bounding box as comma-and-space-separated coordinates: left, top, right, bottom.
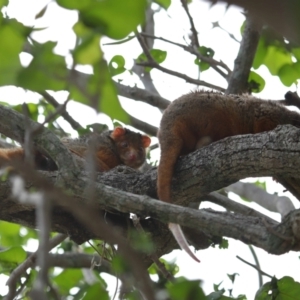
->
0, 127, 151, 172
157, 91, 300, 262
158, 91, 300, 203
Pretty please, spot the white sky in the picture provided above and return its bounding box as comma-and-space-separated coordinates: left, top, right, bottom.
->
0, 0, 300, 299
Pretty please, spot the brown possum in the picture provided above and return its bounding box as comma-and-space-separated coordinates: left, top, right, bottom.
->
157, 91, 300, 262
0, 127, 151, 171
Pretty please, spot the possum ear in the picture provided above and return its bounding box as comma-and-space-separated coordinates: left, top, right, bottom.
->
141, 135, 151, 148
111, 127, 126, 139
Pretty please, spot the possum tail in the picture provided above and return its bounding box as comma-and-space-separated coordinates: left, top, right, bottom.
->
168, 223, 200, 263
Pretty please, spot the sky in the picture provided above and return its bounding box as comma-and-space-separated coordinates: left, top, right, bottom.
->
0, 0, 300, 299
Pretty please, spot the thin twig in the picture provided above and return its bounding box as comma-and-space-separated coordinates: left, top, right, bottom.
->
236, 255, 272, 279
30, 192, 52, 300
132, 215, 175, 282
6, 234, 68, 300
248, 245, 263, 287
138, 60, 225, 91
181, 0, 200, 48
40, 91, 83, 130
140, 32, 231, 77
136, 32, 225, 91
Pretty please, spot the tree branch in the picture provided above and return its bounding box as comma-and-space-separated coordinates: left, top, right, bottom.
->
140, 32, 231, 79
226, 15, 261, 94
136, 33, 225, 92
1, 104, 300, 259
226, 182, 295, 218
115, 81, 170, 110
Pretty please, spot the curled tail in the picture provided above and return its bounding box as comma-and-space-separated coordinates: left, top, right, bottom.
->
168, 223, 200, 263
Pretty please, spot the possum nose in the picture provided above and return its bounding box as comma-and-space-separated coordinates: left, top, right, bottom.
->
129, 153, 137, 161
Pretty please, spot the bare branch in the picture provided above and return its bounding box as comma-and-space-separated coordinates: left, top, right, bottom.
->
181, 0, 200, 48
40, 91, 83, 130
204, 192, 275, 222
226, 182, 295, 218
236, 255, 272, 279
226, 15, 261, 94
115, 81, 170, 110
0, 104, 79, 177
136, 32, 225, 91
129, 114, 158, 136
140, 32, 231, 78
278, 91, 300, 110
133, 7, 161, 95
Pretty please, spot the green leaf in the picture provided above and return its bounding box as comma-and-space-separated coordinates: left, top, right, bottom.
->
167, 278, 206, 300
73, 34, 102, 65
248, 71, 265, 93
94, 61, 129, 122
194, 46, 215, 72
82, 283, 109, 300
207, 291, 232, 300
254, 180, 266, 191
214, 282, 223, 292
255, 277, 300, 300
278, 64, 300, 87
227, 273, 239, 284
253, 39, 268, 69
137, 49, 167, 71
292, 48, 300, 61
109, 55, 126, 76
263, 46, 292, 75
57, 0, 92, 10
53, 269, 83, 295
150, 49, 167, 64
17, 42, 67, 91
35, 4, 48, 19
0, 21, 26, 86
0, 0, 9, 8
12, 103, 39, 121
277, 276, 300, 298
111, 254, 130, 273
0, 246, 26, 264
199, 46, 215, 58
194, 58, 210, 72
219, 238, 229, 249
153, 0, 171, 9
0, 221, 20, 236
129, 231, 154, 254
0, 221, 24, 247
80, 0, 147, 40
148, 258, 179, 276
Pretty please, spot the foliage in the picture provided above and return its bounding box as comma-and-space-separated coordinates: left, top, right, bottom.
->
253, 28, 300, 87
0, 0, 299, 299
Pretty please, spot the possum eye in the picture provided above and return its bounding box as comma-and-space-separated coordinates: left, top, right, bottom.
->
121, 142, 129, 148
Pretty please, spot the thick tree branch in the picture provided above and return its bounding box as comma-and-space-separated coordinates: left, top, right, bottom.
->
1, 105, 300, 258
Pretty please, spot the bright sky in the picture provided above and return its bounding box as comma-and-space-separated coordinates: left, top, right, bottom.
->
0, 1, 300, 299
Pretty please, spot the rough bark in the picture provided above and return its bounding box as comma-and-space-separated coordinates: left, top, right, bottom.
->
1, 102, 300, 262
